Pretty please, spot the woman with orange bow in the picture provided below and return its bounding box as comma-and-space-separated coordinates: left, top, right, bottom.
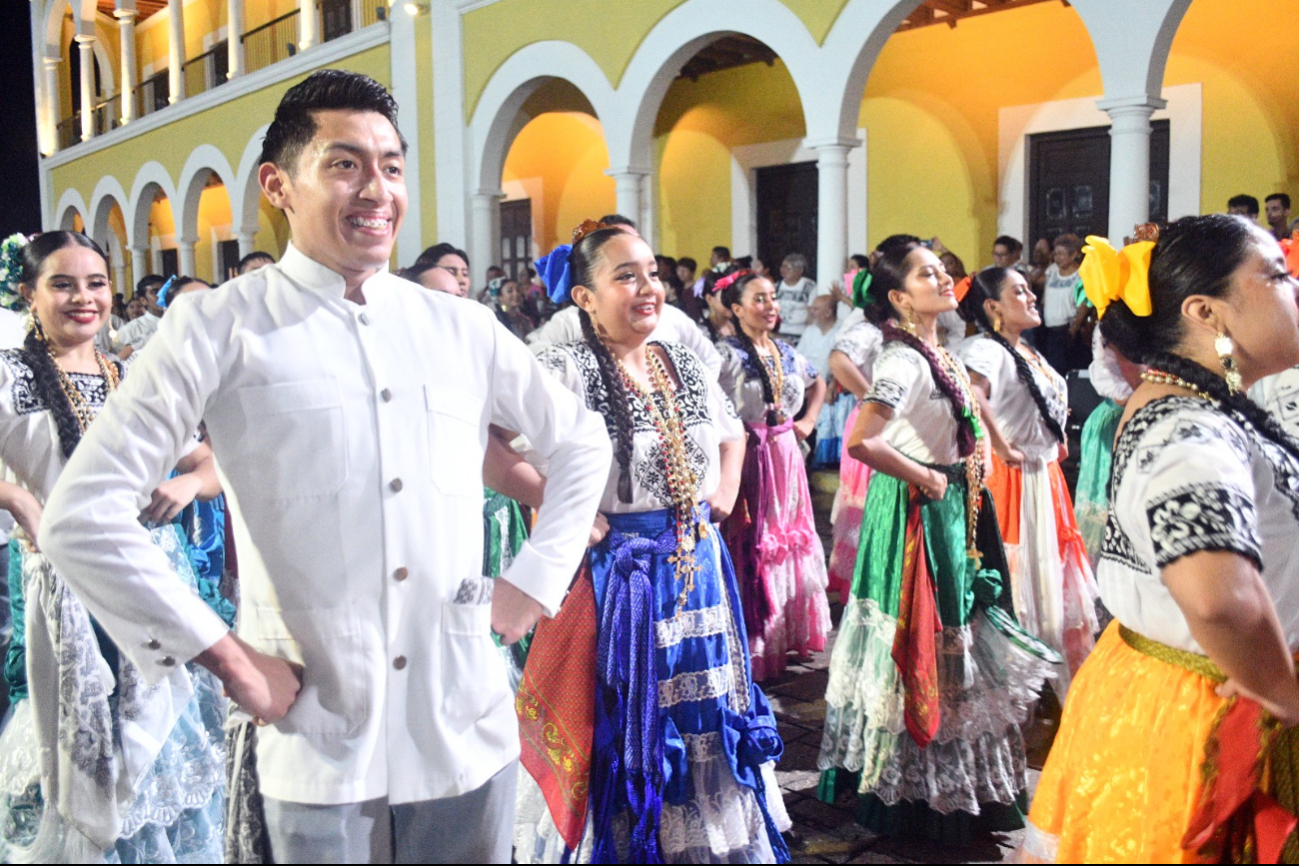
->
957, 266, 1099, 699
1021, 214, 1299, 863
816, 238, 1057, 844
716, 267, 831, 681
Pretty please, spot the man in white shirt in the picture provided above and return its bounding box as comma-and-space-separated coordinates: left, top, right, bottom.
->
110, 273, 166, 357
41, 70, 610, 864
775, 252, 818, 340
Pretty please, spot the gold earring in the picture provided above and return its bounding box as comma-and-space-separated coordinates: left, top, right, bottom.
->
900, 310, 918, 335
30, 314, 46, 344
992, 314, 1003, 334
1215, 332, 1242, 394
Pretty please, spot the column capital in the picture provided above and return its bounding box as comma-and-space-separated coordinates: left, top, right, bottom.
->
472, 189, 505, 200
604, 165, 651, 180
1096, 94, 1167, 116
113, 8, 138, 22
42, 55, 60, 70
176, 236, 199, 248
74, 33, 97, 46
803, 134, 862, 152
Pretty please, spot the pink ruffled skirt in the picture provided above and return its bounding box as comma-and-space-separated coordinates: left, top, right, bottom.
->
828, 403, 872, 598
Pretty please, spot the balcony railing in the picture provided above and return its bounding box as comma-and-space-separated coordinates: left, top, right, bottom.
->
56, 115, 80, 150
133, 70, 170, 119
92, 94, 122, 136
182, 42, 230, 98
242, 10, 301, 76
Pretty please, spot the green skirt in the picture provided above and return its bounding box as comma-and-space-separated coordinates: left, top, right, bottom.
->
817, 467, 1058, 843
1075, 399, 1123, 566
483, 487, 532, 684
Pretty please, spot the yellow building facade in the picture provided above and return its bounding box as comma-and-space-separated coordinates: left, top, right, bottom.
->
32, 0, 1299, 293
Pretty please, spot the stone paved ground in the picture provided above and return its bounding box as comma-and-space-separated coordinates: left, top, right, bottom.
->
777, 470, 1036, 864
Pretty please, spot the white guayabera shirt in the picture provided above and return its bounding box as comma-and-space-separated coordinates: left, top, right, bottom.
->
40, 244, 611, 806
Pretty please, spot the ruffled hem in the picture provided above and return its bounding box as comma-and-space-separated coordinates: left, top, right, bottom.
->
821, 599, 1052, 756
749, 553, 832, 681
515, 757, 789, 864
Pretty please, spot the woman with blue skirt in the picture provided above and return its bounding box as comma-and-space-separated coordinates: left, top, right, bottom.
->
514, 221, 791, 863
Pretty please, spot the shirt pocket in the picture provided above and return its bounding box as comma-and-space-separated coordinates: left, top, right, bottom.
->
424, 385, 482, 497
440, 601, 510, 735
237, 380, 348, 499
243, 603, 369, 737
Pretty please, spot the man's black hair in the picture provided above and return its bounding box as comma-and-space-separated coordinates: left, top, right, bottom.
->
413, 242, 469, 269
993, 235, 1024, 255
136, 273, 166, 296
712, 246, 731, 260
598, 214, 637, 230
677, 256, 697, 273
1228, 194, 1260, 216
259, 69, 408, 171
237, 251, 275, 271
1267, 192, 1292, 211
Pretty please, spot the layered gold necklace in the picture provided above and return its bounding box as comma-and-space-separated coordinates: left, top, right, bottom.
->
754, 339, 786, 426
616, 348, 708, 608
50, 346, 119, 432
934, 343, 986, 563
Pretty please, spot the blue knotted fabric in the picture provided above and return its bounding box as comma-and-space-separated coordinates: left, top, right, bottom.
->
535, 244, 574, 305
585, 505, 791, 864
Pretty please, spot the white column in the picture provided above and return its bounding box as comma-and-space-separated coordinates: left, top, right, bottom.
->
167, 0, 186, 103
76, 36, 96, 142
129, 245, 151, 291
227, 0, 245, 79
299, 0, 319, 52
112, 254, 127, 298
235, 230, 256, 260
812, 141, 854, 285
469, 191, 502, 282
1099, 95, 1165, 241
178, 237, 197, 277
115, 10, 138, 124
350, 0, 364, 28
41, 56, 60, 154
607, 168, 649, 233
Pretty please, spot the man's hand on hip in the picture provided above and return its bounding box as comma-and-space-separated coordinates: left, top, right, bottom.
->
197, 632, 302, 724
491, 579, 544, 645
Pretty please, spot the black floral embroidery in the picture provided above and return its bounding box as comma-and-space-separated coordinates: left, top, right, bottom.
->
1146, 484, 1260, 568
0, 349, 114, 415
544, 341, 713, 442
867, 377, 908, 409
634, 434, 708, 505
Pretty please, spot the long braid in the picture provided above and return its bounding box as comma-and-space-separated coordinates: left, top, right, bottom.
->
731, 327, 780, 425
881, 321, 978, 458
21, 328, 86, 459
1150, 352, 1299, 464
579, 308, 637, 502
986, 329, 1065, 443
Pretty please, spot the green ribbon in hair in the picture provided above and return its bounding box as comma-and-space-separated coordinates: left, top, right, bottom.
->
852, 269, 874, 310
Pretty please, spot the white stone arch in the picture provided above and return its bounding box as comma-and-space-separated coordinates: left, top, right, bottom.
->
469, 40, 617, 197
612, 0, 823, 173
1070, 0, 1192, 100
816, 0, 928, 146
467, 40, 617, 272
42, 0, 97, 55
54, 186, 89, 231
177, 144, 237, 244
87, 175, 130, 248
125, 161, 179, 251
233, 124, 270, 240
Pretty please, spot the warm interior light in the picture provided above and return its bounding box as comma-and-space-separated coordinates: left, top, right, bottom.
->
403, 2, 427, 15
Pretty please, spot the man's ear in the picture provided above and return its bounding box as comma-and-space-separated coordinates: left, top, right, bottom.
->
259, 162, 291, 211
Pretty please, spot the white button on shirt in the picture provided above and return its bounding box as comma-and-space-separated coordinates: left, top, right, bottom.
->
41, 244, 611, 806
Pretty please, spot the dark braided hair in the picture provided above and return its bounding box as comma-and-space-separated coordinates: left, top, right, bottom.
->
1101, 213, 1299, 462
958, 266, 1064, 443
720, 270, 782, 425
18, 231, 111, 459
571, 226, 640, 502
863, 238, 979, 458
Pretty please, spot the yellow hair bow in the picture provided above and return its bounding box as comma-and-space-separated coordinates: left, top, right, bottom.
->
1079, 235, 1154, 319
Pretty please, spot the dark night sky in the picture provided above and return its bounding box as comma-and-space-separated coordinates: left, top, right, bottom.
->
1, 4, 44, 237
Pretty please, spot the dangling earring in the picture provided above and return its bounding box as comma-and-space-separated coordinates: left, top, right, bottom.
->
30, 313, 46, 344
992, 314, 1003, 334
900, 310, 918, 335
1215, 332, 1242, 394
595, 318, 611, 341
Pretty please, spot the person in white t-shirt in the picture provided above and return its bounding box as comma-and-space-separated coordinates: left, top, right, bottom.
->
111, 273, 166, 358
775, 253, 817, 339
1035, 233, 1085, 373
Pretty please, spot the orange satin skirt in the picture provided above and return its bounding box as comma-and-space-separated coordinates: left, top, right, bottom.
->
1021, 622, 1225, 863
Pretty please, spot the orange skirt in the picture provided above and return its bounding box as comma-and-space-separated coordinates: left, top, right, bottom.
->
1022, 623, 1226, 863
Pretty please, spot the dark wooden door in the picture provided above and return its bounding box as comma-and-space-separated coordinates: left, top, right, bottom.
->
218, 239, 240, 282
756, 162, 818, 281
1029, 120, 1170, 245
321, 0, 353, 42
159, 248, 178, 278
500, 199, 533, 280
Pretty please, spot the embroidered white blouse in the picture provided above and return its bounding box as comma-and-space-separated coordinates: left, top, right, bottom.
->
865, 341, 962, 466
1098, 397, 1299, 653
538, 340, 742, 514
40, 244, 611, 807
959, 334, 1067, 463
717, 338, 819, 427
832, 315, 883, 386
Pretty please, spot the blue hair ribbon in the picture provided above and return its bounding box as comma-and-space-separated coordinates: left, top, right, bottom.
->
156, 275, 180, 310
535, 245, 574, 306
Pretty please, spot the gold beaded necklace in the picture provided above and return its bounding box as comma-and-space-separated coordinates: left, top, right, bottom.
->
1140, 369, 1213, 400
754, 339, 786, 426
49, 346, 119, 433
616, 348, 709, 608
1016, 341, 1068, 408
934, 343, 986, 563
